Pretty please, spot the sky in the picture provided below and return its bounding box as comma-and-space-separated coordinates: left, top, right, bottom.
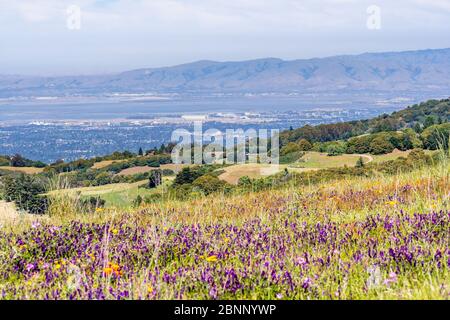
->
1, 0, 450, 75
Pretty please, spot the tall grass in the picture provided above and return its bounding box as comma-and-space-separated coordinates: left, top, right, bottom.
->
0, 153, 448, 299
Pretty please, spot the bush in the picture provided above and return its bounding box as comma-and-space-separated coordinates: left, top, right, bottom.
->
369, 136, 395, 155
1, 174, 48, 214
192, 175, 227, 195
280, 142, 301, 156
421, 123, 450, 150
81, 196, 106, 213
144, 193, 162, 204
326, 142, 346, 156
173, 167, 202, 186
280, 151, 305, 164
297, 139, 313, 151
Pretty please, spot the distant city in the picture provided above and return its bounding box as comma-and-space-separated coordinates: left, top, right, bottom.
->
0, 107, 397, 163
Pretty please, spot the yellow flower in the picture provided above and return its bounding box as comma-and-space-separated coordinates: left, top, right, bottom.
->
206, 255, 218, 263
95, 208, 105, 213
104, 262, 122, 276
54, 263, 61, 270
88, 253, 95, 262
103, 267, 113, 276
147, 285, 154, 294
111, 229, 119, 235
386, 200, 397, 206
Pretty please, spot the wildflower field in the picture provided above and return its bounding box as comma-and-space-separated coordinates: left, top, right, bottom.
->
0, 163, 448, 300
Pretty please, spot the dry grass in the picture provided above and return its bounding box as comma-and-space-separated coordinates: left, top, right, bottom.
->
292, 152, 373, 169
91, 160, 126, 169
136, 162, 449, 226
0, 166, 44, 174
218, 164, 316, 184
116, 166, 157, 176
0, 201, 47, 231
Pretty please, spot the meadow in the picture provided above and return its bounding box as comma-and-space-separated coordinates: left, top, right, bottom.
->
0, 156, 448, 299
47, 177, 174, 209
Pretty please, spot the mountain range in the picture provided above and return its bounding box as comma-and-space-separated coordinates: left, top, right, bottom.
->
1, 48, 450, 97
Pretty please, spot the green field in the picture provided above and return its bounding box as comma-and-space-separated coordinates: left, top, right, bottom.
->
289, 152, 373, 168
49, 177, 174, 209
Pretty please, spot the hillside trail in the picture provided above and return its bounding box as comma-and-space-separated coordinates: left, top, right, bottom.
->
350, 154, 374, 164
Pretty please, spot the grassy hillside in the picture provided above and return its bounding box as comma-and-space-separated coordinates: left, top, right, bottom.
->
0, 155, 448, 299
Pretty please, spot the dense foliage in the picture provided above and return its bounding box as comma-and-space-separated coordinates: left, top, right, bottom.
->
0, 174, 48, 214
280, 98, 450, 147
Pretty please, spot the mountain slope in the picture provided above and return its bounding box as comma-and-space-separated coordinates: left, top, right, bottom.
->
1, 48, 450, 96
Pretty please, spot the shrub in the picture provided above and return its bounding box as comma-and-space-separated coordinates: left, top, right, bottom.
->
326, 142, 346, 156
297, 139, 313, 151
144, 193, 162, 204
421, 123, 450, 150
280, 142, 301, 156
81, 196, 106, 213
1, 174, 48, 214
192, 175, 227, 195
355, 157, 365, 168
369, 136, 395, 155
173, 167, 202, 186
133, 195, 143, 207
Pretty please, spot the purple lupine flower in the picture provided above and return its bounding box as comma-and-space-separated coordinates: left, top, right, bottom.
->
302, 277, 312, 290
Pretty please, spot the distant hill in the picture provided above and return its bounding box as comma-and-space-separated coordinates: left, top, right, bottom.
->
1, 48, 450, 97
280, 98, 450, 144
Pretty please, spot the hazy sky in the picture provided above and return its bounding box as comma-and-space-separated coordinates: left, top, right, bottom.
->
1, 0, 450, 75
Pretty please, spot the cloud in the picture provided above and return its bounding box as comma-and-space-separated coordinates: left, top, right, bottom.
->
0, 0, 449, 75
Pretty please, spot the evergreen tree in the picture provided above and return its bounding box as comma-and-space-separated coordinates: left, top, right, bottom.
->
10, 154, 26, 167
413, 122, 422, 133
148, 170, 163, 188
424, 116, 435, 128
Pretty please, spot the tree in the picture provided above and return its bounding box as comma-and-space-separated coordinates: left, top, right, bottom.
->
297, 139, 313, 151
369, 136, 395, 155
10, 154, 27, 167
2, 174, 48, 214
326, 143, 345, 156
423, 116, 435, 128
421, 123, 450, 150
173, 167, 202, 186
192, 175, 226, 195
138, 147, 144, 156
413, 122, 422, 134
148, 170, 162, 188
280, 142, 301, 156
93, 172, 113, 186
